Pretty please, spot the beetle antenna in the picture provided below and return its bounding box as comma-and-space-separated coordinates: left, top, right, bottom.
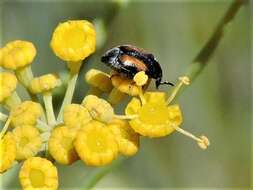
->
159, 81, 174, 86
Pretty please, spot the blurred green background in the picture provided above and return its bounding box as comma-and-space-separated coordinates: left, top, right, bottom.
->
0, 0, 251, 189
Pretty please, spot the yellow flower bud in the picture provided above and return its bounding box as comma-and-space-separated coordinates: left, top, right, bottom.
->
0, 40, 36, 70
74, 120, 118, 166
133, 71, 148, 86
82, 95, 114, 123
0, 133, 16, 173
19, 157, 58, 190
0, 72, 18, 102
10, 101, 43, 127
109, 119, 139, 156
63, 104, 92, 129
29, 74, 61, 94
11, 125, 42, 160
49, 125, 79, 165
50, 20, 96, 62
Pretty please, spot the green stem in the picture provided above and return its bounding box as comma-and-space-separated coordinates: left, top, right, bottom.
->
3, 91, 21, 109
0, 112, 8, 121
43, 92, 56, 127
0, 118, 11, 139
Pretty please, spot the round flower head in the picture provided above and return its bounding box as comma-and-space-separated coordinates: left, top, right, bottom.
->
63, 104, 92, 129
50, 20, 96, 62
0, 72, 18, 102
125, 92, 183, 137
12, 125, 42, 160
109, 119, 139, 156
29, 74, 61, 94
82, 95, 114, 123
0, 133, 16, 173
49, 125, 79, 165
74, 120, 118, 166
19, 157, 58, 190
0, 40, 36, 70
10, 101, 43, 127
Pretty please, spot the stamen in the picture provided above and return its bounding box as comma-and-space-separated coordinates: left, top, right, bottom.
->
138, 86, 146, 105
171, 125, 210, 150
114, 114, 139, 120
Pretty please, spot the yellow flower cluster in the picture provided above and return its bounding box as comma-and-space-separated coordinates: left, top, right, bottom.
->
0, 19, 209, 190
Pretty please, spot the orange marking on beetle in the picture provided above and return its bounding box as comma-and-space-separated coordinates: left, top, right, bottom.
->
121, 55, 147, 71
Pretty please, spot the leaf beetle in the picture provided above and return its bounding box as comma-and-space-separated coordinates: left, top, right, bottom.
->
101, 45, 174, 88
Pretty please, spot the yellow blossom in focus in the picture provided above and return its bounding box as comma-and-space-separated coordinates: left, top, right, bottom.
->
0, 40, 36, 70
0, 72, 18, 102
82, 95, 114, 123
50, 20, 96, 62
0, 133, 16, 173
12, 125, 42, 160
74, 120, 118, 166
125, 92, 183, 137
10, 101, 43, 127
19, 157, 58, 190
109, 119, 139, 156
63, 104, 92, 129
133, 71, 148, 86
29, 74, 61, 94
49, 125, 79, 165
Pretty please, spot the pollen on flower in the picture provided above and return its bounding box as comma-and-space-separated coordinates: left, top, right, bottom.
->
0, 72, 18, 102
0, 40, 36, 70
0, 133, 16, 173
133, 71, 148, 86
10, 101, 43, 127
74, 120, 118, 166
29, 74, 61, 94
19, 157, 58, 190
49, 125, 79, 165
50, 20, 96, 62
11, 125, 42, 160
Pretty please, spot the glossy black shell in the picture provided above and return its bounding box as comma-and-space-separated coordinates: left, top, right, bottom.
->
101, 45, 163, 88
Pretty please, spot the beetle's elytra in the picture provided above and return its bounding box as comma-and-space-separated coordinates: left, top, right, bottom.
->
101, 45, 173, 88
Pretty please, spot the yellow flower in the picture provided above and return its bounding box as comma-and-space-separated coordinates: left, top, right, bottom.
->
133, 71, 148, 86
0, 133, 16, 173
49, 125, 79, 165
125, 92, 182, 137
10, 101, 43, 127
82, 95, 114, 123
74, 120, 118, 166
0, 72, 18, 102
0, 40, 36, 70
11, 125, 42, 160
29, 74, 61, 94
19, 157, 58, 190
50, 20, 96, 62
63, 104, 92, 129
108, 119, 139, 156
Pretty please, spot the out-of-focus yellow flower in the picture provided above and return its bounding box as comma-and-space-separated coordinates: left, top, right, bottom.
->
125, 92, 182, 137
12, 125, 42, 160
74, 120, 118, 166
82, 95, 114, 123
0, 72, 18, 102
0, 40, 36, 70
19, 157, 58, 190
10, 101, 43, 127
49, 125, 79, 165
0, 133, 16, 173
109, 119, 139, 156
29, 74, 61, 94
63, 104, 92, 129
50, 20, 96, 62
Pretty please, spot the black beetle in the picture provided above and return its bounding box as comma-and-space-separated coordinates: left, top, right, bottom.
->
101, 45, 173, 88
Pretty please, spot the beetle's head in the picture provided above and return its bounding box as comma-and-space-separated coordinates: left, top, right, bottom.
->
155, 78, 174, 89
101, 47, 120, 65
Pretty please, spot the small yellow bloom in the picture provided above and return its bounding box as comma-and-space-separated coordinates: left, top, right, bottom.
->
82, 95, 114, 123
19, 157, 58, 190
133, 71, 148, 86
0, 133, 16, 173
10, 101, 43, 127
50, 20, 96, 62
63, 104, 92, 129
125, 92, 183, 137
29, 74, 61, 94
0, 72, 18, 102
49, 125, 79, 165
109, 119, 139, 156
0, 40, 36, 70
74, 120, 118, 166
12, 125, 42, 160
